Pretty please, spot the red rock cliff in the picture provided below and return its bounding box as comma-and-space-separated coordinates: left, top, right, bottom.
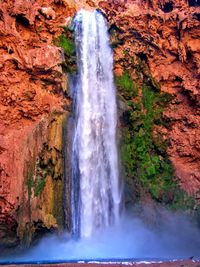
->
100, 0, 200, 197
0, 0, 73, 248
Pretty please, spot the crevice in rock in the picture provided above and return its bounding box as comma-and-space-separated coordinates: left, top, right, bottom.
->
109, 23, 123, 34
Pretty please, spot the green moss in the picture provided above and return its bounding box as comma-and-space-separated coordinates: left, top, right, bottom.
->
53, 30, 76, 73
119, 77, 193, 208
61, 25, 72, 33
26, 173, 46, 198
56, 34, 74, 56
120, 130, 135, 178
168, 188, 195, 210
34, 175, 46, 197
116, 72, 138, 99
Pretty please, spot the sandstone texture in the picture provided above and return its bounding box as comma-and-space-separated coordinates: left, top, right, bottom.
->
0, 0, 199, 249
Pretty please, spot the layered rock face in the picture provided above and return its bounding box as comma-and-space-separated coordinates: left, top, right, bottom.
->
0, 0, 72, 249
0, 0, 199, 249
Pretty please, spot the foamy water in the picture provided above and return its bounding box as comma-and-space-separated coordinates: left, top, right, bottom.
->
71, 10, 121, 238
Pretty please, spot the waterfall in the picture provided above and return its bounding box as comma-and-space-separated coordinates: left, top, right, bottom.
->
71, 9, 121, 238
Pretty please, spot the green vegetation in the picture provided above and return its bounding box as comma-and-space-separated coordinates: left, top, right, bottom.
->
26, 159, 47, 199
53, 28, 76, 73
120, 85, 174, 201
118, 68, 194, 209
60, 25, 71, 33
116, 71, 138, 99
170, 190, 195, 210
26, 172, 46, 199
34, 175, 46, 197
55, 34, 75, 56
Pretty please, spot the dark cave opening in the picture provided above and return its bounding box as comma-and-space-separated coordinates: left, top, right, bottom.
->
160, 2, 174, 13
16, 15, 29, 27
137, 52, 148, 62
193, 13, 200, 20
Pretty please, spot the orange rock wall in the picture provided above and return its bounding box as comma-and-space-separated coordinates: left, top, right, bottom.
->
0, 0, 72, 248
99, 0, 200, 197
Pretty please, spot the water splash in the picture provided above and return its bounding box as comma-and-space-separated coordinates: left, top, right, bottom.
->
1, 210, 200, 262
71, 9, 121, 238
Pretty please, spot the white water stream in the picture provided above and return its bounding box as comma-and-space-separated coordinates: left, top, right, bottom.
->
71, 9, 121, 238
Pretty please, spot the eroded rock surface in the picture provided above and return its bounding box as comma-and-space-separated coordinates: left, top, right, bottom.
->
0, 0, 72, 249
99, 0, 200, 197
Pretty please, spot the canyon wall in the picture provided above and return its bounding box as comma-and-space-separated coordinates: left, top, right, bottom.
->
0, 0, 199, 249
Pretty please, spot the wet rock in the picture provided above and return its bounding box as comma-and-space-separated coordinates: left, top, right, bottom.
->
16, 112, 68, 247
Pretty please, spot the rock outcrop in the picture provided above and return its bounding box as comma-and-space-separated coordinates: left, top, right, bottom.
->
0, 0, 71, 249
98, 0, 200, 197
0, 0, 199, 249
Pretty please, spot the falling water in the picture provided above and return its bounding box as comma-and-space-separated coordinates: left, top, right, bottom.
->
71, 9, 121, 238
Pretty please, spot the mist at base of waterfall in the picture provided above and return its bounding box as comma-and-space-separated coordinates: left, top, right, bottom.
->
1, 208, 200, 262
